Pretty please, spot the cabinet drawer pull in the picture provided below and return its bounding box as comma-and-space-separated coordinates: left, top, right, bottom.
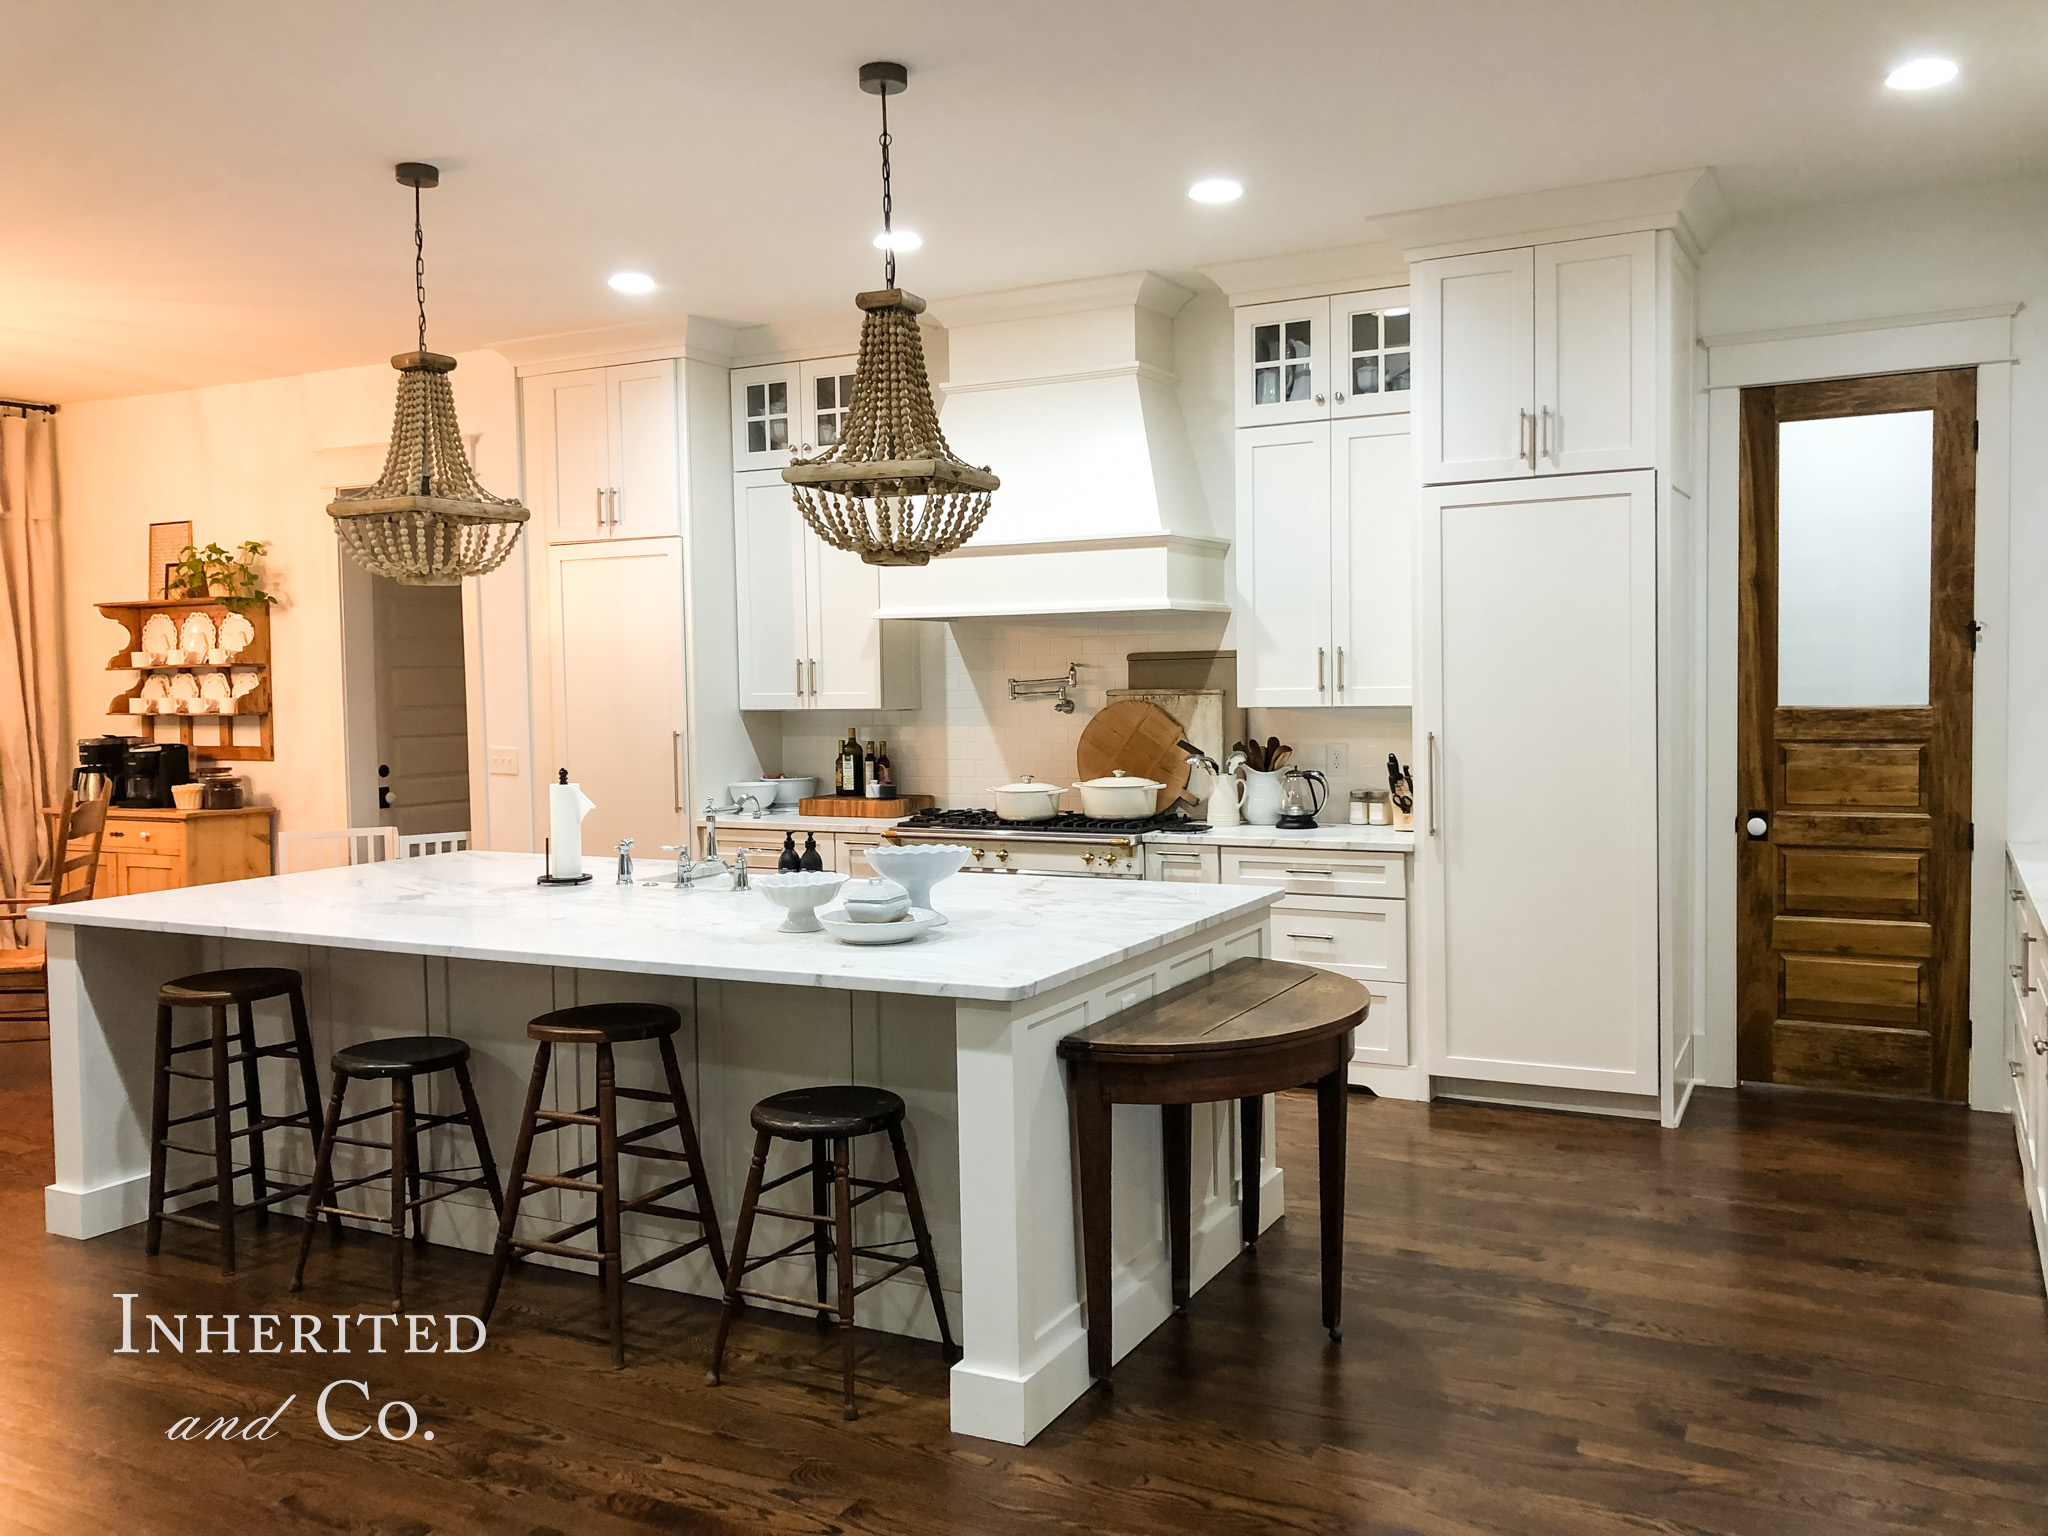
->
795, 658, 804, 696
1518, 408, 1533, 468
1336, 647, 1344, 693
1317, 647, 1326, 692
1540, 406, 1554, 463
809, 658, 818, 695
1285, 932, 1336, 942
1284, 868, 1334, 877
1427, 731, 1439, 836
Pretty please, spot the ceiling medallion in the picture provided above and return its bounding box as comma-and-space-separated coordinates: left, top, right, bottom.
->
327, 163, 530, 585
783, 62, 998, 568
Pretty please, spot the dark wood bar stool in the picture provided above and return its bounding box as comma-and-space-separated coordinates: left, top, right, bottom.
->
144, 966, 329, 1276
708, 1085, 956, 1420
480, 1002, 725, 1368
291, 1035, 504, 1310
1058, 957, 1368, 1385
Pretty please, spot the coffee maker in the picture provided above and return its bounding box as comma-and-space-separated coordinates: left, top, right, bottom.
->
117, 742, 192, 809
74, 736, 129, 803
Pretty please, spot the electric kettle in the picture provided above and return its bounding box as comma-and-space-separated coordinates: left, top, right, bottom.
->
1276, 767, 1328, 830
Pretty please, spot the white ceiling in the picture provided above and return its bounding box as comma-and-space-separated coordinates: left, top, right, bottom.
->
4, 0, 2044, 403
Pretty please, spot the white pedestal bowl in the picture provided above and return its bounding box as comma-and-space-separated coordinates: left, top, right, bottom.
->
861, 844, 970, 923
754, 871, 847, 933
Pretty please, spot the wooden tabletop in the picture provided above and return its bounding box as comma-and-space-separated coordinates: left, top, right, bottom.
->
1057, 957, 1368, 1059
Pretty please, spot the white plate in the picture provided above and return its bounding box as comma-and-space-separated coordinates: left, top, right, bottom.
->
179, 612, 216, 653
814, 906, 944, 945
218, 612, 255, 653
142, 614, 178, 654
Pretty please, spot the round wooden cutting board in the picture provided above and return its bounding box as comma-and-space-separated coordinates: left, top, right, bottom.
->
1076, 699, 1193, 813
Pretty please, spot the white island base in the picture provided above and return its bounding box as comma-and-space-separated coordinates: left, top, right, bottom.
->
38, 854, 1280, 1445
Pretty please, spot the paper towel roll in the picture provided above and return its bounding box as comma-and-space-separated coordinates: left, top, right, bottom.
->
548, 778, 596, 880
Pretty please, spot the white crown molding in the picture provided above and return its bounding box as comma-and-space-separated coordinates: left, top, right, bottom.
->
1703, 304, 2022, 391
1196, 242, 1409, 307
496, 314, 740, 374
938, 362, 1179, 395
1375, 168, 1730, 262
932, 271, 1194, 329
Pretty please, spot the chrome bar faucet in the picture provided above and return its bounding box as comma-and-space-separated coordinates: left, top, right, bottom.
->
732, 847, 750, 891
615, 837, 635, 885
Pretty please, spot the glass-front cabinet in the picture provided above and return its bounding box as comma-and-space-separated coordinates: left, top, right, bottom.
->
731, 355, 859, 471
1234, 288, 1411, 427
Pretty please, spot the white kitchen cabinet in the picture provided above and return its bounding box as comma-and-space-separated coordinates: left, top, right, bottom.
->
527, 361, 681, 543
732, 355, 859, 471
1271, 894, 1406, 986
2006, 859, 2048, 1292
1233, 289, 1411, 429
732, 468, 920, 713
1235, 415, 1413, 708
1412, 233, 1657, 484
1417, 471, 1660, 1097
1144, 845, 1220, 883
547, 538, 687, 856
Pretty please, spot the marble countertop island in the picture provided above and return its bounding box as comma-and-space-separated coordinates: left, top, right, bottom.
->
32, 850, 1278, 1003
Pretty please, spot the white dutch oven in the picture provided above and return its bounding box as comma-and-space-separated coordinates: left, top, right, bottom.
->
1071, 770, 1166, 819
989, 775, 1064, 821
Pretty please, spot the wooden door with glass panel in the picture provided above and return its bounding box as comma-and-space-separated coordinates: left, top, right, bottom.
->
1737, 369, 1976, 1099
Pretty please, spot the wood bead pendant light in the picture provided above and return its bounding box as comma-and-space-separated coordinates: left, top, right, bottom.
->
327, 163, 530, 585
782, 62, 998, 567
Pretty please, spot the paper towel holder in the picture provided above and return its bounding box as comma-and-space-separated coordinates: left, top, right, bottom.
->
538, 768, 596, 886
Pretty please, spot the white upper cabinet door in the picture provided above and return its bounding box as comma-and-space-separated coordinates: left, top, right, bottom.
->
1413, 247, 1534, 484
530, 369, 611, 544
731, 363, 797, 471
1236, 421, 1334, 707
1330, 416, 1414, 705
606, 360, 681, 538
796, 356, 859, 458
732, 470, 808, 709
1234, 298, 1331, 428
1329, 288, 1414, 419
1533, 232, 1657, 475
806, 537, 885, 712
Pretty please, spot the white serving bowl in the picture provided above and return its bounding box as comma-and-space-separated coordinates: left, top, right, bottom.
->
728, 779, 781, 811
770, 776, 817, 806
861, 843, 969, 921
754, 871, 847, 933
815, 906, 943, 946
840, 877, 911, 924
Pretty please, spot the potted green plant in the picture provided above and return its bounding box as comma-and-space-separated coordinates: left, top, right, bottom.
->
166, 541, 275, 612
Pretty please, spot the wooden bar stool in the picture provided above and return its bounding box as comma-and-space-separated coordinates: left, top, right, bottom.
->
479, 1002, 725, 1368
144, 966, 329, 1276
291, 1035, 505, 1310
707, 1085, 956, 1420
1057, 957, 1368, 1385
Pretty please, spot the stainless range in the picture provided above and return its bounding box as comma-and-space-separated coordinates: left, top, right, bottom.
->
880, 809, 1209, 879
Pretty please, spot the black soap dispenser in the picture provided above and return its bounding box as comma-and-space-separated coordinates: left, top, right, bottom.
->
778, 831, 801, 872
799, 832, 824, 872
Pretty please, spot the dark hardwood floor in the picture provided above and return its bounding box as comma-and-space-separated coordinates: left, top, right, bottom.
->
1, 1038, 2043, 1535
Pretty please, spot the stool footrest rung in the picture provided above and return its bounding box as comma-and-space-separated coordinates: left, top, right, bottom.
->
616, 1142, 693, 1163
740, 1232, 831, 1271
615, 1119, 681, 1147
157, 1210, 226, 1233
620, 1200, 704, 1224
534, 1109, 599, 1127
724, 1283, 839, 1315
619, 1235, 710, 1282
528, 1216, 600, 1249
521, 1172, 605, 1194
611, 1086, 674, 1104
508, 1236, 611, 1263
851, 1258, 920, 1296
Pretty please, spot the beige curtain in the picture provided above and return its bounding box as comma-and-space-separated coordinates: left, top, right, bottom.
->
0, 410, 61, 945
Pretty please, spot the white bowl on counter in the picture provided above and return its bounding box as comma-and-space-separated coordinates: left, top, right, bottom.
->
727, 778, 781, 810
754, 871, 846, 933
815, 906, 943, 946
840, 877, 911, 924
770, 776, 817, 806
860, 843, 968, 922
1072, 770, 1167, 819
989, 776, 1063, 820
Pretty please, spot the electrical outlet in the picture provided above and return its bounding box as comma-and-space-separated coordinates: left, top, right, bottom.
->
1326, 743, 1348, 777
487, 746, 520, 777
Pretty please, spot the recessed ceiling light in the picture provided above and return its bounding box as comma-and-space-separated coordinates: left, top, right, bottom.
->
873, 229, 923, 252
1886, 57, 1959, 90
1188, 177, 1243, 204
608, 271, 656, 294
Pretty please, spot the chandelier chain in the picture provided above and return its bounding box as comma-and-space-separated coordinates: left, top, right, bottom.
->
413, 182, 428, 355
878, 86, 894, 287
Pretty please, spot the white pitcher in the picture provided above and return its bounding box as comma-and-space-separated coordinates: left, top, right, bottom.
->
1241, 768, 1284, 827
1207, 770, 1246, 828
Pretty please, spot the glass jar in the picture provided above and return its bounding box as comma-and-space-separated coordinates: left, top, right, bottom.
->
198, 770, 241, 810
1347, 788, 1369, 825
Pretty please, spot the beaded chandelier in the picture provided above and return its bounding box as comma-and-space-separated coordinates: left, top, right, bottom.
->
783, 62, 997, 567
328, 164, 529, 585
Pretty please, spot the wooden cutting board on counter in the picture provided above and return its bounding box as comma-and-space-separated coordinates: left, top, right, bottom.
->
1076, 699, 1192, 813
798, 795, 935, 818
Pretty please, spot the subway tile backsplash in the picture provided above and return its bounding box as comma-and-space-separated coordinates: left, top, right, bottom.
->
773, 616, 1414, 813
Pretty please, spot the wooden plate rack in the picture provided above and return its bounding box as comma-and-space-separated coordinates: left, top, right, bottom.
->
100, 598, 274, 762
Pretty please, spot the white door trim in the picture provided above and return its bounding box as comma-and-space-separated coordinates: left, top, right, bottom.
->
1701, 310, 2016, 1110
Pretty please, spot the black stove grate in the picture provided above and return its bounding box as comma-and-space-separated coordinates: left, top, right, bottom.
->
896, 808, 1210, 835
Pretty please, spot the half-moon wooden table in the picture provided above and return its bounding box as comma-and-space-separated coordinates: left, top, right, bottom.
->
1057, 956, 1370, 1384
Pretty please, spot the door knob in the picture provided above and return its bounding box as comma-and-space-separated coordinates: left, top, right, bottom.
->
1744, 812, 1769, 840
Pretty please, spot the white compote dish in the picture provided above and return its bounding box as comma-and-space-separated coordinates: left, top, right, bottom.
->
860, 843, 970, 925
754, 870, 847, 933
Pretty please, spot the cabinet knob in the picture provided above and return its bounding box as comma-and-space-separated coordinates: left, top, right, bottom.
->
1314, 393, 1325, 405
138, 831, 151, 841
1334, 392, 1345, 403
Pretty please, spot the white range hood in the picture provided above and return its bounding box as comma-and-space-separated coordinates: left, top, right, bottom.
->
875, 271, 1227, 619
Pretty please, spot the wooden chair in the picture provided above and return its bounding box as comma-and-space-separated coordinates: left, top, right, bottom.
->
399, 831, 469, 858
278, 826, 399, 873
0, 789, 113, 1033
